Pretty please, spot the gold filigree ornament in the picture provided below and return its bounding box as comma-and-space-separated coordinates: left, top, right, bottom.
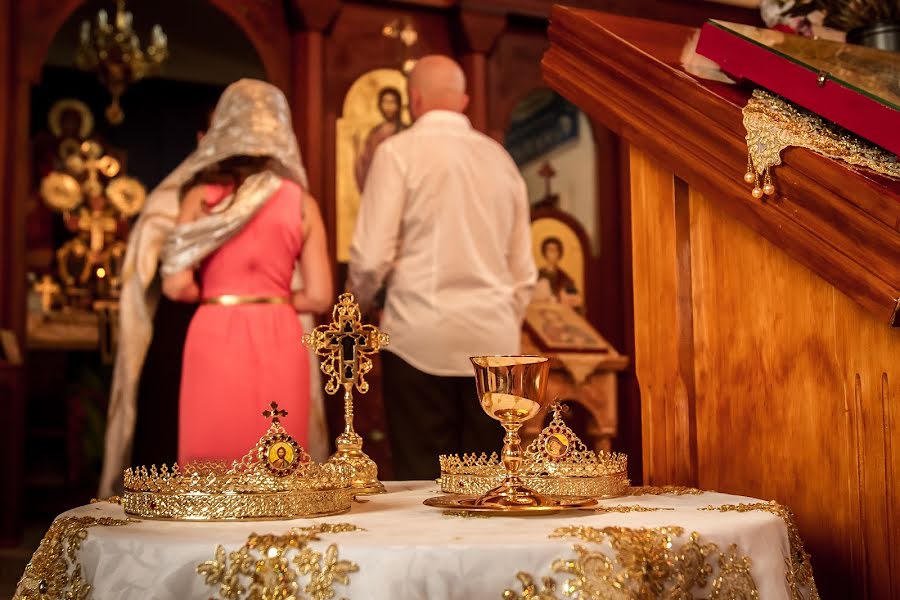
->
742, 89, 900, 200
14, 516, 134, 600
303, 293, 390, 495
703, 502, 820, 600
503, 525, 759, 599
123, 402, 353, 521
105, 175, 146, 217
40, 171, 83, 212
439, 403, 629, 498
197, 523, 360, 600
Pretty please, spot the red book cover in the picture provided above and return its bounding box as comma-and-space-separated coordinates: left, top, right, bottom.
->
697, 20, 900, 156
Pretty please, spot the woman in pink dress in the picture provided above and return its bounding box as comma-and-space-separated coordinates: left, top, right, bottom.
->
158, 80, 332, 464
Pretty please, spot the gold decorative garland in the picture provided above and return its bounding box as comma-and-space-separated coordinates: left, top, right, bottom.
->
742, 89, 900, 199
14, 516, 134, 600
703, 502, 820, 600
626, 485, 705, 496
197, 523, 361, 600
503, 525, 758, 599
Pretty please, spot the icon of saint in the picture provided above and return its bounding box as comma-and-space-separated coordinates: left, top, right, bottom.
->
545, 433, 570, 459
354, 86, 406, 191
270, 445, 291, 470
537, 237, 579, 307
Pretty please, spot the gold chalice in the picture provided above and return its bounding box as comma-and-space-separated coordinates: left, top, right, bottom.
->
424, 355, 597, 513
469, 355, 554, 507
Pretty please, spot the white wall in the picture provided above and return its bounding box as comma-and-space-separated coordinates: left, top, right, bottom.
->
520, 110, 598, 254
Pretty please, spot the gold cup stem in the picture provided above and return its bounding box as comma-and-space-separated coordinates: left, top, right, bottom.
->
501, 423, 524, 489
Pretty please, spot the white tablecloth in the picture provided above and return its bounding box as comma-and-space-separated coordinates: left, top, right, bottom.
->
16, 481, 818, 599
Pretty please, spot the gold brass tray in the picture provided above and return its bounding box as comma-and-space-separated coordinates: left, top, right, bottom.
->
423, 493, 597, 516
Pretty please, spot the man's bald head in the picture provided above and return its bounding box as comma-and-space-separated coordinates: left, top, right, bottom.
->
407, 55, 469, 120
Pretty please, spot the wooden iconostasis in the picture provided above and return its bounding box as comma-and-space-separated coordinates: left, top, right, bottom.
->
0, 0, 762, 541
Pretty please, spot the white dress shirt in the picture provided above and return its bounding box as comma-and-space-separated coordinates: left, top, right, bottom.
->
349, 110, 536, 377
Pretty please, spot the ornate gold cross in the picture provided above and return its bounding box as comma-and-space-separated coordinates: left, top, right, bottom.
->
303, 293, 388, 395
66, 140, 120, 198
263, 401, 288, 424
302, 293, 390, 494
75, 207, 118, 253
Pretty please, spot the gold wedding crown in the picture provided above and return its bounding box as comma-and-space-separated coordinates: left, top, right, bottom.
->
123, 403, 353, 520
439, 403, 629, 498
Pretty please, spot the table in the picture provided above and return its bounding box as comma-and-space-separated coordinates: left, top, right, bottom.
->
14, 481, 819, 599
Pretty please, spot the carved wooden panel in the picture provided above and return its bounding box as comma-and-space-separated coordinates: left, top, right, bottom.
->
628, 144, 900, 598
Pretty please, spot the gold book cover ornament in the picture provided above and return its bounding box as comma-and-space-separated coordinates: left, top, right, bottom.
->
424, 356, 598, 514
123, 402, 353, 521
303, 293, 389, 495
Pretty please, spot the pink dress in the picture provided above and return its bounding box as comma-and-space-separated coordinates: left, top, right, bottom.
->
178, 179, 309, 464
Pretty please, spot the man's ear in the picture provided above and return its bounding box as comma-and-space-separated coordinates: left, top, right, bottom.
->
459, 93, 470, 113
408, 88, 422, 119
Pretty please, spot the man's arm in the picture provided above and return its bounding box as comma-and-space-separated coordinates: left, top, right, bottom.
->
508, 175, 537, 320
347, 144, 406, 312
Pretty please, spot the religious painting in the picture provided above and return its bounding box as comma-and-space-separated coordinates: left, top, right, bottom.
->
530, 217, 585, 310
504, 89, 579, 167
544, 432, 571, 460
262, 434, 301, 477
336, 68, 411, 262
525, 302, 607, 352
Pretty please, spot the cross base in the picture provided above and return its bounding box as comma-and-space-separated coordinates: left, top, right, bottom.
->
328, 438, 386, 495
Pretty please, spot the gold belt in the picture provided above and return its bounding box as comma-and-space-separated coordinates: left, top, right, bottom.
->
203, 295, 290, 306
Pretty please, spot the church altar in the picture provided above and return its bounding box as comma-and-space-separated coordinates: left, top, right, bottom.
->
16, 481, 817, 599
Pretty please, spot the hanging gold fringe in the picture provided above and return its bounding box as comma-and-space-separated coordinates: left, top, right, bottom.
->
742, 89, 900, 199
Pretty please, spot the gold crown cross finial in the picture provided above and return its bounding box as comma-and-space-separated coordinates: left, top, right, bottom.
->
263, 401, 288, 424
550, 400, 570, 417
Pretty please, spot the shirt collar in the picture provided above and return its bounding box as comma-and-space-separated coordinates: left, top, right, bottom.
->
413, 110, 472, 129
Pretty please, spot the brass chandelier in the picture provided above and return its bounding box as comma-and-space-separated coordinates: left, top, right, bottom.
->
76, 0, 168, 124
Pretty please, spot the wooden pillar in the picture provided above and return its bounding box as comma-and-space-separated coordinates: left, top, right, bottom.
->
456, 10, 505, 134
290, 0, 342, 200
292, 31, 326, 200
290, 0, 341, 261
0, 0, 11, 328
0, 0, 26, 546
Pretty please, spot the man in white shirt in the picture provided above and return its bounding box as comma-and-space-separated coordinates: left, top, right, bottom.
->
348, 55, 536, 479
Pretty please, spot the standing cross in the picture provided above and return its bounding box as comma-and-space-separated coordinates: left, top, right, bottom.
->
33, 275, 60, 313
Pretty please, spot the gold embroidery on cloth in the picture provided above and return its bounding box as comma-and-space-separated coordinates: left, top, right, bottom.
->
198, 523, 361, 600
443, 505, 671, 519
626, 485, 704, 496
502, 525, 759, 599
704, 502, 820, 600
13, 516, 134, 600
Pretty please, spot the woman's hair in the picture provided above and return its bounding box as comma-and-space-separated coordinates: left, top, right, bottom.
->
541, 236, 564, 258
180, 154, 272, 198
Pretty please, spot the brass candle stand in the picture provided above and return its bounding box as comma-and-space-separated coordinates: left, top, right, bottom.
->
303, 293, 389, 495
